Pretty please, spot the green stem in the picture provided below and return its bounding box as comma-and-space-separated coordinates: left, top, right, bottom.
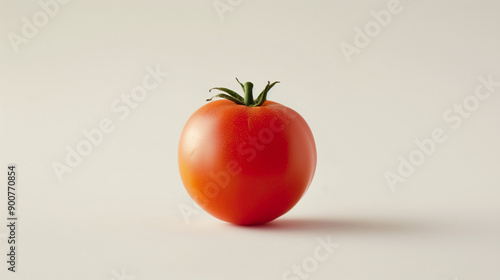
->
243, 82, 254, 106
207, 78, 280, 107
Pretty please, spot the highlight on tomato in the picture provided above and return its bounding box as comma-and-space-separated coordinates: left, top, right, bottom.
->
178, 78, 317, 225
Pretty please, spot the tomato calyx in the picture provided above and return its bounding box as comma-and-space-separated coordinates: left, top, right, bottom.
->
207, 78, 280, 107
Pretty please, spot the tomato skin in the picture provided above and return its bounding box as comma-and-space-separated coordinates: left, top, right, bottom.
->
178, 99, 316, 225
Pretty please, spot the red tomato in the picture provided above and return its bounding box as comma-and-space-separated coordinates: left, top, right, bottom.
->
178, 79, 316, 225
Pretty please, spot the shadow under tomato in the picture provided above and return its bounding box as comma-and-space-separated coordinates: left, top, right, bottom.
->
229, 216, 438, 235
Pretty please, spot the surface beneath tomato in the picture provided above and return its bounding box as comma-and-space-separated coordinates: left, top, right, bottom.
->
178, 99, 316, 225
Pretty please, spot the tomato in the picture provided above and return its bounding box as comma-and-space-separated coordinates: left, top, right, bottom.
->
178, 79, 316, 225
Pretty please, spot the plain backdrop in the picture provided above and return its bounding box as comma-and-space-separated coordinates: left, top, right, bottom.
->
1, 1, 499, 279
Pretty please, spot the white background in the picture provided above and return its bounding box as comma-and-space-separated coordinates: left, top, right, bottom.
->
1, 0, 499, 279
